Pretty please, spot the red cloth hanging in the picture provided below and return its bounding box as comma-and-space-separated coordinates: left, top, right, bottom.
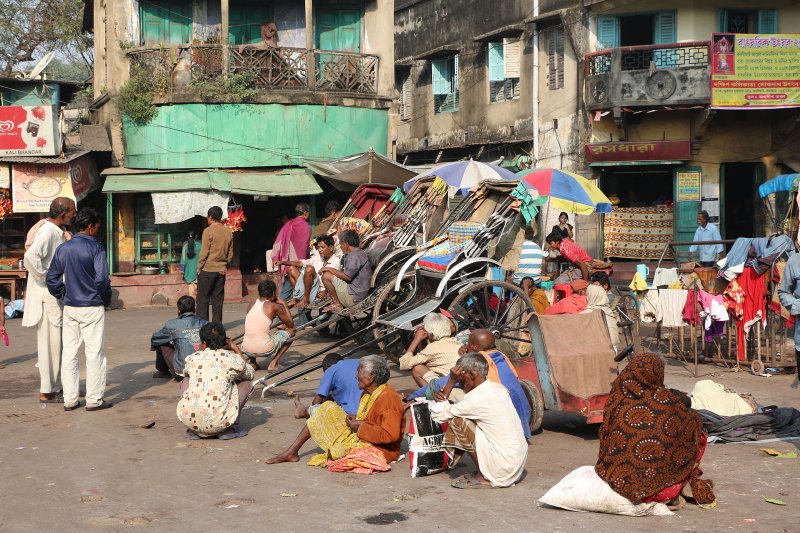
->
735, 267, 766, 361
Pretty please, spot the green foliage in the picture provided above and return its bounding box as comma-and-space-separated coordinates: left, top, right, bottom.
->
43, 57, 91, 82
190, 69, 259, 103
118, 40, 137, 51
116, 71, 157, 125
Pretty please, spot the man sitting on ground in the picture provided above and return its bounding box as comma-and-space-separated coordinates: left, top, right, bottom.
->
320, 229, 372, 314
275, 234, 340, 310
150, 295, 207, 380
242, 280, 295, 371
544, 279, 589, 315
408, 329, 532, 440
266, 353, 361, 464
433, 353, 528, 489
399, 313, 462, 387
520, 277, 550, 315
177, 322, 256, 438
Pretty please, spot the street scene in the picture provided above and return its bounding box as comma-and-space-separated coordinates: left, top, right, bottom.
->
1, 0, 800, 531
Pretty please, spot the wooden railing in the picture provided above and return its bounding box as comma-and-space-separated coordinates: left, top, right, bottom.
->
127, 45, 380, 95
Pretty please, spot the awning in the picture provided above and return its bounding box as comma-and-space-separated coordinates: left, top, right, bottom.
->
303, 150, 417, 191
473, 23, 526, 42
758, 173, 799, 198
102, 168, 322, 196
214, 169, 322, 196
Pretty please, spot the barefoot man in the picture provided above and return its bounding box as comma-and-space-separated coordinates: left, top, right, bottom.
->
319, 229, 372, 314
266, 353, 361, 463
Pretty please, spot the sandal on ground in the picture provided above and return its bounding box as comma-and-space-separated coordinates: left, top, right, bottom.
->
451, 478, 493, 489
85, 401, 113, 411
64, 402, 81, 411
39, 391, 64, 403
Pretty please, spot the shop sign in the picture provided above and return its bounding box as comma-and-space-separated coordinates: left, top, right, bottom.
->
0, 163, 9, 188
11, 156, 98, 212
584, 141, 691, 163
0, 105, 60, 156
677, 169, 702, 202
711, 33, 800, 109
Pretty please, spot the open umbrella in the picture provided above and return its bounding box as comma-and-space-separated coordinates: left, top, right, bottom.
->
517, 168, 612, 215
404, 160, 518, 197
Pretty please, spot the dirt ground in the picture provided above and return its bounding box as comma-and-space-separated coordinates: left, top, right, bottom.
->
0, 303, 798, 532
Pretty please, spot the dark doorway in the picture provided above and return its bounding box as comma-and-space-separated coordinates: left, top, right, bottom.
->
722, 163, 762, 239
619, 14, 655, 47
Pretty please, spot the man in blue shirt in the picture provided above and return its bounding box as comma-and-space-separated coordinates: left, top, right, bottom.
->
688, 210, 724, 267
150, 295, 207, 381
266, 353, 360, 464
46, 207, 112, 411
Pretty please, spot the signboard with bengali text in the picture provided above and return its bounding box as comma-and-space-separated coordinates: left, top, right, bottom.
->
584, 141, 691, 163
677, 169, 702, 202
711, 32, 800, 109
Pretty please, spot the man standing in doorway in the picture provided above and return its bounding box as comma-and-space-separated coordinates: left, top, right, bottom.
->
46, 207, 112, 411
23, 197, 75, 403
688, 210, 724, 267
196, 206, 233, 323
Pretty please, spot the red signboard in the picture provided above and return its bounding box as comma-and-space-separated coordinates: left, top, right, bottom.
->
584, 141, 691, 163
0, 105, 60, 156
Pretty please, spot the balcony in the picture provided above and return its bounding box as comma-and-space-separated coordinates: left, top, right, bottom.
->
126, 44, 380, 101
584, 41, 710, 110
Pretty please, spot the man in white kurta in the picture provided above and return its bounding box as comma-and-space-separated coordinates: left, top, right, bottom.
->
433, 354, 528, 488
22, 198, 74, 402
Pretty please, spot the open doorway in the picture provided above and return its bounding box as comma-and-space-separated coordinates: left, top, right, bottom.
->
722, 162, 763, 239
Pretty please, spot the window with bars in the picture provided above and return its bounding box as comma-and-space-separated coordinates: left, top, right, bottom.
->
545, 28, 564, 90
400, 73, 412, 121
487, 38, 521, 103
718, 9, 778, 33
432, 54, 459, 114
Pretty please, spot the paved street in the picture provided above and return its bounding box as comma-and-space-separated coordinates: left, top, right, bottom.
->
0, 303, 798, 532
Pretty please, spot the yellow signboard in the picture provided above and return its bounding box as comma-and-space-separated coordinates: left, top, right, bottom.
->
677, 169, 701, 202
711, 33, 800, 109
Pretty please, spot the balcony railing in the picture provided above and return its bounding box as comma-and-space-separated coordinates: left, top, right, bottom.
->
127, 45, 380, 96
583, 41, 711, 110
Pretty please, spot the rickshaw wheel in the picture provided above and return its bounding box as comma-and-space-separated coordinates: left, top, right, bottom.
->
519, 379, 545, 434
446, 280, 534, 351
371, 275, 415, 362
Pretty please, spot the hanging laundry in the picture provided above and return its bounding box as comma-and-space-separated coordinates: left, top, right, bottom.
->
682, 289, 701, 326
722, 279, 745, 321
629, 272, 648, 292
735, 267, 767, 361
640, 290, 662, 324
659, 289, 688, 328
651, 267, 679, 288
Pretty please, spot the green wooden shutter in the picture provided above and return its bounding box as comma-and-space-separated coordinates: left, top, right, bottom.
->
315, 7, 361, 52
316, 9, 339, 50
168, 2, 191, 44
488, 41, 505, 82
674, 167, 701, 249
140, 3, 165, 45
717, 10, 729, 32
140, 1, 191, 45
654, 11, 676, 44
597, 16, 619, 50
229, 3, 274, 45
758, 10, 778, 33
432, 58, 450, 95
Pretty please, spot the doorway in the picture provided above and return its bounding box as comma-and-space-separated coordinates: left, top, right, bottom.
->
722, 162, 764, 239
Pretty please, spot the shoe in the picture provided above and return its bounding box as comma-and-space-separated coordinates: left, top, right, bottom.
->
85, 401, 113, 411
152, 371, 172, 379
64, 402, 81, 411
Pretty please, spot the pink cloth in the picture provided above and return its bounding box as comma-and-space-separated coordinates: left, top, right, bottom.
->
242, 299, 275, 354
272, 216, 312, 279
543, 294, 587, 315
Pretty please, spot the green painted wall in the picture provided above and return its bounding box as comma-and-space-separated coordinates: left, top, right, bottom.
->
123, 104, 389, 169
0, 82, 60, 106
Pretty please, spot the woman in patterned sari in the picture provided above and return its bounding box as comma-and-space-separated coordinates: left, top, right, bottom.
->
595, 353, 716, 510
306, 355, 404, 473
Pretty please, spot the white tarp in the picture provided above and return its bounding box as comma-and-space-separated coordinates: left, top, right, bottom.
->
151, 191, 229, 224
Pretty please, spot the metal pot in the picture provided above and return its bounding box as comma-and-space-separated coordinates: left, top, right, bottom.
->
138, 266, 159, 275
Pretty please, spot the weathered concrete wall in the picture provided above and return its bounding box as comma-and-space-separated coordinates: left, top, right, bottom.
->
394, 0, 533, 155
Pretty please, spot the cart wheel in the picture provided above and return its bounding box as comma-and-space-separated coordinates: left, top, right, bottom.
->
371, 275, 415, 362
519, 379, 545, 434
446, 280, 534, 349
751, 359, 765, 375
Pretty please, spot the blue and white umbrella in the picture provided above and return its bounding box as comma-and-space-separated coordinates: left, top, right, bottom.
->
403, 160, 518, 197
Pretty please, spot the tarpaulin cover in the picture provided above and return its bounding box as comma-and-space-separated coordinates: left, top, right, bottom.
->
303, 150, 417, 191
758, 173, 799, 198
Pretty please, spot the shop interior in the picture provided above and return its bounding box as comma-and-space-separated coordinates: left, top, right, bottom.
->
596, 165, 675, 207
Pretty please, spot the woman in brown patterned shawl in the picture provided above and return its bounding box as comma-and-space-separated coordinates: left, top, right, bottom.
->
595, 353, 715, 508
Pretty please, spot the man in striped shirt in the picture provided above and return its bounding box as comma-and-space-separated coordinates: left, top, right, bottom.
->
546, 232, 592, 280
513, 225, 546, 284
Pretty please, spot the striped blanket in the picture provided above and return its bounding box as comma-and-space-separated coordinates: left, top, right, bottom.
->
603, 206, 673, 260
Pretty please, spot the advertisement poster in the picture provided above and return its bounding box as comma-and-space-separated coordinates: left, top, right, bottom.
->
711, 33, 800, 109
0, 105, 60, 156
677, 169, 702, 202
12, 163, 75, 212
0, 163, 9, 188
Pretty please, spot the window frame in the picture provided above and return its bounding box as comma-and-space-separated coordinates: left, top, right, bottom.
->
488, 39, 522, 103
432, 54, 459, 114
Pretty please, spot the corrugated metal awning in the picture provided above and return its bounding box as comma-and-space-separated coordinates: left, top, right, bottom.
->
213, 169, 322, 196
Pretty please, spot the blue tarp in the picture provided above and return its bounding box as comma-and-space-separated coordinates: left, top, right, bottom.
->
758, 173, 799, 198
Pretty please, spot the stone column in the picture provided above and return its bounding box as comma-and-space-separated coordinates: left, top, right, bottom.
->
305, 0, 315, 89
221, 0, 230, 74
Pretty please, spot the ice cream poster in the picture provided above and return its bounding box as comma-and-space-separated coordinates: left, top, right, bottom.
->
0, 105, 60, 156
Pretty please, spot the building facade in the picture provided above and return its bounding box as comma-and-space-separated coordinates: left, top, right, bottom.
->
534, 0, 800, 261
87, 0, 396, 305
394, 0, 533, 169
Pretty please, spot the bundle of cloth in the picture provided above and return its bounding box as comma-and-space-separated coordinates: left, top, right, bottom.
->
717, 234, 794, 280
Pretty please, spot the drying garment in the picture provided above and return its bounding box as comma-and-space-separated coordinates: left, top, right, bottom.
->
151, 191, 229, 224
659, 289, 688, 328
697, 289, 729, 329
698, 407, 800, 443
651, 267, 679, 288
704, 320, 724, 343
723, 279, 745, 320
629, 272, 648, 291
682, 289, 701, 326
639, 290, 661, 324
718, 237, 752, 280
735, 267, 767, 361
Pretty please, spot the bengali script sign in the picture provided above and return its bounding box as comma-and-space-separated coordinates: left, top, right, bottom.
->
677, 169, 702, 202
584, 141, 691, 163
711, 32, 800, 109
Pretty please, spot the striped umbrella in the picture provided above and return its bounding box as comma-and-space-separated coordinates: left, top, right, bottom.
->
404, 160, 518, 197
517, 168, 612, 215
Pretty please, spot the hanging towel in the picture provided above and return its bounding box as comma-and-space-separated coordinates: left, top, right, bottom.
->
629, 272, 649, 292
652, 267, 679, 288
659, 289, 688, 328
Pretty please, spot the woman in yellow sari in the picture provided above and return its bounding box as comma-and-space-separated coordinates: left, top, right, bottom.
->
307, 355, 404, 472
